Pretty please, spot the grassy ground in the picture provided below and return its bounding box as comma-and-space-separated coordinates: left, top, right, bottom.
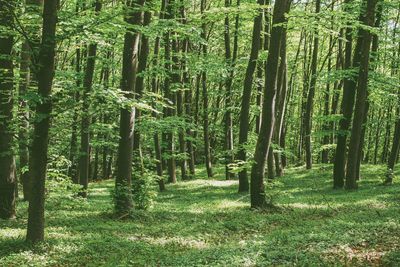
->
1, 164, 400, 266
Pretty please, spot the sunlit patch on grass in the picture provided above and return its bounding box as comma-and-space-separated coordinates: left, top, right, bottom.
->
323, 244, 387, 264
0, 228, 24, 239
127, 235, 208, 249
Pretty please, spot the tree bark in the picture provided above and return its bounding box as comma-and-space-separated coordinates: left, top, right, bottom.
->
201, 0, 213, 178
223, 0, 236, 180
115, 0, 144, 215
303, 0, 321, 169
0, 0, 17, 220
250, 0, 290, 209
163, 0, 177, 183
333, 0, 364, 189
78, 0, 102, 197
26, 0, 58, 242
237, 0, 264, 192
345, 0, 377, 189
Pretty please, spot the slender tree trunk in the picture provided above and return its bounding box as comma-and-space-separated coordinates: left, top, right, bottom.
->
322, 17, 334, 163
273, 25, 288, 177
26, 0, 58, 242
133, 5, 151, 175
18, 0, 43, 201
250, 0, 290, 209
0, 0, 17, 220
386, 105, 400, 184
115, 0, 144, 215
237, 0, 264, 192
345, 0, 377, 189
151, 36, 165, 190
333, 0, 364, 189
163, 0, 177, 183
201, 0, 213, 178
223, 0, 235, 180
304, 0, 321, 169
78, 0, 102, 198
180, 7, 196, 177
356, 2, 382, 179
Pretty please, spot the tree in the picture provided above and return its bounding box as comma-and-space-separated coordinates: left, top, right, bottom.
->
250, 0, 291, 209
345, 0, 378, 189
78, 0, 102, 198
0, 0, 17, 220
303, 0, 321, 169
26, 0, 58, 242
333, 0, 365, 188
114, 0, 144, 215
201, 0, 213, 178
237, 0, 264, 192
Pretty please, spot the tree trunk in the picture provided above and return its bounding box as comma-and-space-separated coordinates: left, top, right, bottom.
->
250, 0, 290, 209
78, 0, 102, 198
333, 0, 364, 189
223, 0, 236, 180
237, 0, 264, 192
18, 0, 43, 201
115, 0, 144, 215
273, 23, 288, 177
0, 0, 17, 220
163, 0, 177, 183
133, 5, 151, 175
304, 0, 320, 169
356, 2, 382, 179
26, 0, 58, 242
345, 0, 377, 189
201, 0, 213, 178
151, 35, 165, 190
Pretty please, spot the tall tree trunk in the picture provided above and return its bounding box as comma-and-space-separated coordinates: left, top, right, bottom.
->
322, 11, 335, 164
180, 5, 195, 177
250, 0, 290, 209
115, 0, 144, 215
163, 0, 177, 183
333, 0, 364, 189
26, 0, 58, 242
223, 0, 236, 180
273, 24, 288, 177
151, 36, 165, 190
68, 0, 81, 183
356, 1, 382, 179
201, 0, 213, 178
345, 0, 377, 189
0, 0, 17, 220
78, 0, 102, 198
304, 0, 320, 169
237, 0, 264, 192
133, 5, 151, 174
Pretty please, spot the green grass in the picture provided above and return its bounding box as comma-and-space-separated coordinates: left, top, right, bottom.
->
1, 164, 400, 266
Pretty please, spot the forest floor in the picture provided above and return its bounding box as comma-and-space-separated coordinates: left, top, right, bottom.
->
1, 164, 400, 266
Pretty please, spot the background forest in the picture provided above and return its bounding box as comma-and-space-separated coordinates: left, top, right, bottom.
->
1, 0, 400, 265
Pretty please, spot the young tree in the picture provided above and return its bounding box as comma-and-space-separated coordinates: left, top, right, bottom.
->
18, 0, 44, 201
250, 0, 291, 208
0, 0, 17, 220
26, 0, 58, 242
345, 0, 378, 189
78, 0, 102, 198
114, 0, 144, 215
201, 0, 213, 178
237, 0, 264, 192
303, 0, 320, 169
